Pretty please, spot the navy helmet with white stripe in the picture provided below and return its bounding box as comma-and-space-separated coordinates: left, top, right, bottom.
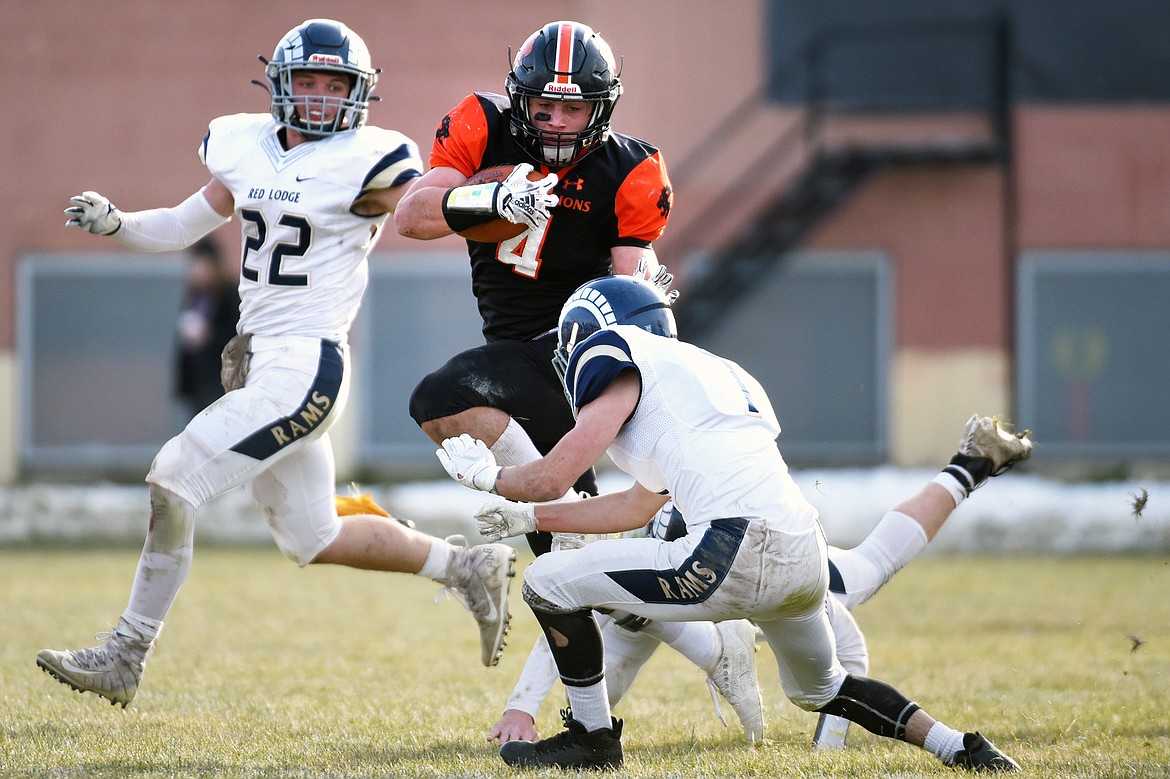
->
264, 19, 377, 137
552, 275, 676, 384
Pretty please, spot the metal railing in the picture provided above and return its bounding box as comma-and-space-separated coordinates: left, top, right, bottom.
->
661, 15, 1013, 336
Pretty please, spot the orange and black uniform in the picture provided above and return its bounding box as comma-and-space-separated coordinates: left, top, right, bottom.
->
409, 92, 672, 539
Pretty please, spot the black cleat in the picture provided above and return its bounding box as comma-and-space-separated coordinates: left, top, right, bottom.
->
500, 709, 623, 770
952, 731, 1020, 772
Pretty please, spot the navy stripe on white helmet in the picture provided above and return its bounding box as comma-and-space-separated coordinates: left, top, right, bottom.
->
265, 19, 377, 137
552, 275, 676, 385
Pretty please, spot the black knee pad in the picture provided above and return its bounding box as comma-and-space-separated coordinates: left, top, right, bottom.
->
530, 607, 604, 686
408, 365, 461, 426
818, 674, 921, 741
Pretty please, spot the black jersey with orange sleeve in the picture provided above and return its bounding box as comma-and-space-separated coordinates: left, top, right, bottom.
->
431, 92, 672, 342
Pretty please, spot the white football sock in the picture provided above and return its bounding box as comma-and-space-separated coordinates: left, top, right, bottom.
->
600, 620, 660, 706
490, 417, 542, 466
119, 611, 163, 643
419, 537, 454, 581
126, 486, 196, 622
565, 680, 613, 732
925, 721, 965, 764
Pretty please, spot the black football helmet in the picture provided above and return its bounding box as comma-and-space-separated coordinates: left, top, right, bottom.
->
553, 275, 677, 383
265, 19, 377, 137
505, 21, 622, 167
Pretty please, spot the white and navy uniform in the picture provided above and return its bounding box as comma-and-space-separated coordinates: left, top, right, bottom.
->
649, 501, 869, 677
523, 326, 848, 709
147, 113, 422, 564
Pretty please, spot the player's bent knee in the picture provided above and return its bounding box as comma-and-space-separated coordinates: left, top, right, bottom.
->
408, 369, 456, 426
787, 689, 839, 712
277, 544, 311, 567
147, 483, 195, 528
780, 664, 848, 712
521, 581, 577, 614
143, 482, 197, 552
147, 436, 203, 508
250, 468, 341, 567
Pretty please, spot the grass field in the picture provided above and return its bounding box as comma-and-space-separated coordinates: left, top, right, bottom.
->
2, 547, 1167, 778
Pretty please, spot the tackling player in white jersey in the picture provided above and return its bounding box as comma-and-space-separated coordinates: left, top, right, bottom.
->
37, 19, 518, 709
437, 275, 1027, 771
486, 404, 1035, 751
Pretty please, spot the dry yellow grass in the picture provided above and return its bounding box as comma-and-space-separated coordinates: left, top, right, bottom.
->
3, 547, 1167, 777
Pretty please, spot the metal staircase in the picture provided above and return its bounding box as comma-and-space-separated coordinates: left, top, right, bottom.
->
661, 17, 1012, 339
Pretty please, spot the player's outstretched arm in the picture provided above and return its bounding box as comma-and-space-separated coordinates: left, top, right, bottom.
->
64, 179, 232, 252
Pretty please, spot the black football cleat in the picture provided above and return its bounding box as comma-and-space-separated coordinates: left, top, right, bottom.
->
500, 709, 623, 770
952, 731, 1021, 772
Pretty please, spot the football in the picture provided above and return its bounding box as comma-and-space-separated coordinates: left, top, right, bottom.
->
455, 165, 544, 243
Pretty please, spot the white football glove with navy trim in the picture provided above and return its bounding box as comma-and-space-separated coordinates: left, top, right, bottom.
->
495, 163, 558, 230
475, 498, 537, 542
437, 434, 502, 493
65, 191, 122, 235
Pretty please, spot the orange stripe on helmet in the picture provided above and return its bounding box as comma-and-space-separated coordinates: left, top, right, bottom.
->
555, 22, 575, 83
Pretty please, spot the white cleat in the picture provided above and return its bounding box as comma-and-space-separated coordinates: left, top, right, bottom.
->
445, 539, 517, 667
36, 619, 152, 708
706, 620, 766, 744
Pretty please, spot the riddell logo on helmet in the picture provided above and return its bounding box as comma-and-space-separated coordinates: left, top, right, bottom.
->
544, 82, 582, 95
307, 53, 344, 65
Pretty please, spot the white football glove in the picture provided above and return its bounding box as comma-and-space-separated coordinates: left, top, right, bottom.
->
495, 163, 559, 230
633, 257, 679, 305
64, 191, 123, 235
475, 498, 537, 542
437, 434, 502, 493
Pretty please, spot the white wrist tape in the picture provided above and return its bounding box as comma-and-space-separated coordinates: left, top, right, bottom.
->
444, 183, 500, 216
113, 190, 229, 252
931, 470, 970, 507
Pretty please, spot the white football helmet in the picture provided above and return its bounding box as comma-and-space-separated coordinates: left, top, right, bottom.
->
264, 19, 377, 136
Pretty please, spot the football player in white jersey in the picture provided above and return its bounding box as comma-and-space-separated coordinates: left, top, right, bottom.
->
486, 412, 1032, 750
37, 19, 518, 710
437, 275, 1027, 771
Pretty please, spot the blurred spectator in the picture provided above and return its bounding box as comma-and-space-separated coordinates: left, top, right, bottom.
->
174, 236, 239, 421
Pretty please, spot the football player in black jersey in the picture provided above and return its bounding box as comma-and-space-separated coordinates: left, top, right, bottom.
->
395, 22, 673, 518
393, 20, 729, 744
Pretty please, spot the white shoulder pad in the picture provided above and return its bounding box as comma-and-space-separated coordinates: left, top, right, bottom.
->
199, 113, 272, 175
351, 127, 424, 191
